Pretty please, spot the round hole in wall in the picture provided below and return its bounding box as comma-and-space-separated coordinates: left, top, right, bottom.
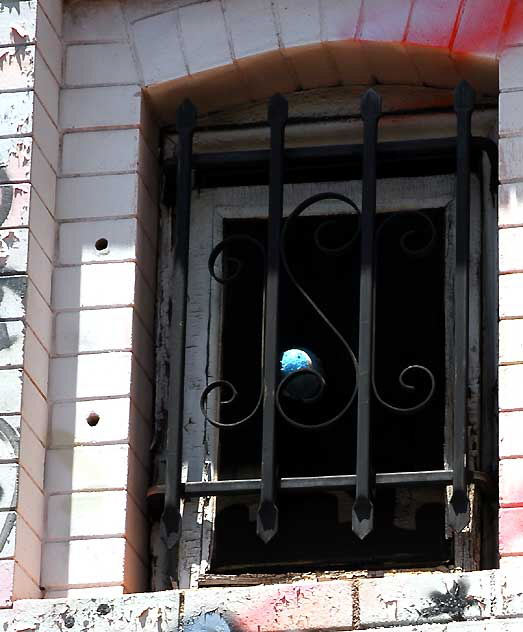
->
95, 238, 109, 251
86, 412, 100, 427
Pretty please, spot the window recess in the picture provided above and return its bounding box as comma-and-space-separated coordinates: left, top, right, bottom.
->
153, 83, 498, 589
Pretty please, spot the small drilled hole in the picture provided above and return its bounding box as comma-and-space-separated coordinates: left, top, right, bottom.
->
95, 238, 108, 251
86, 412, 100, 427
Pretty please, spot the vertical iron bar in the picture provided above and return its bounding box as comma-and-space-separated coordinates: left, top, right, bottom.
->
352, 89, 381, 539
449, 80, 475, 532
257, 94, 288, 543
160, 99, 197, 581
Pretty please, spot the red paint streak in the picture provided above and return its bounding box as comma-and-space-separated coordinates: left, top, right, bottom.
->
448, 0, 470, 51
503, 0, 523, 48
217, 582, 355, 632
339, 0, 523, 57
226, 584, 315, 631
452, 0, 511, 55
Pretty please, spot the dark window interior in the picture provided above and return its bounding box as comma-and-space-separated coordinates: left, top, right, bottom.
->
212, 208, 451, 573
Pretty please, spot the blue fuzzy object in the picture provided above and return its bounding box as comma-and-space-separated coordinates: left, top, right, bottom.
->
280, 348, 313, 375
280, 348, 323, 402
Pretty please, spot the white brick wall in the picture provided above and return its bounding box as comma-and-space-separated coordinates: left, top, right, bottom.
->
60, 85, 142, 130
42, 0, 159, 594
65, 43, 138, 86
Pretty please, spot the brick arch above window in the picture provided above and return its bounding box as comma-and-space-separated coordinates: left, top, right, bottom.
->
129, 0, 523, 120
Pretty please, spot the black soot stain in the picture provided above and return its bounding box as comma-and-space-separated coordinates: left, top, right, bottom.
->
419, 580, 479, 622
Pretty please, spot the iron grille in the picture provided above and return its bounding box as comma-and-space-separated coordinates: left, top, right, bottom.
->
159, 83, 496, 580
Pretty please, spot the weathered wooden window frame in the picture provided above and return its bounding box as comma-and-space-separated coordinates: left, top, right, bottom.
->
158, 174, 491, 589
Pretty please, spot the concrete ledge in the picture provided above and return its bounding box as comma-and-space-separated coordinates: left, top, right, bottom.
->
2, 570, 523, 630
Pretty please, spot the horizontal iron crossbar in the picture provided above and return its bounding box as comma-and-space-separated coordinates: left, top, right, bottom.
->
148, 470, 492, 499
164, 137, 495, 174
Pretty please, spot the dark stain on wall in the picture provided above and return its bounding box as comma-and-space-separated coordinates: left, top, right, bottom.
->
419, 580, 479, 621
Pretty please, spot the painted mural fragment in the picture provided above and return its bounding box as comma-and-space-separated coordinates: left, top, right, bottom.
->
180, 576, 489, 631
0, 156, 29, 362
0, 320, 23, 367
0, 183, 29, 229
0, 2, 37, 47
181, 582, 355, 632
0, 228, 26, 274
0, 45, 33, 91
0, 140, 31, 214
0, 176, 12, 226
0, 276, 25, 320
0, 2, 27, 16
0, 154, 20, 552
0, 184, 29, 384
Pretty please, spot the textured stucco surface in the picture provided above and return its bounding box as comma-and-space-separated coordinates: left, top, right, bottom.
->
0, 590, 179, 632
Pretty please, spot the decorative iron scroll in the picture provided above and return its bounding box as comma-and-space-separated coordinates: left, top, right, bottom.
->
276, 192, 360, 430
200, 235, 266, 429
162, 81, 482, 585
371, 211, 437, 415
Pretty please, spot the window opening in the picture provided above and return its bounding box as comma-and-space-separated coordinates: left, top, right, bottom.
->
212, 209, 449, 573
155, 83, 498, 588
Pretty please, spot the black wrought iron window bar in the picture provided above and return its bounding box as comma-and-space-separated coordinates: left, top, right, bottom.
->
159, 82, 496, 578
